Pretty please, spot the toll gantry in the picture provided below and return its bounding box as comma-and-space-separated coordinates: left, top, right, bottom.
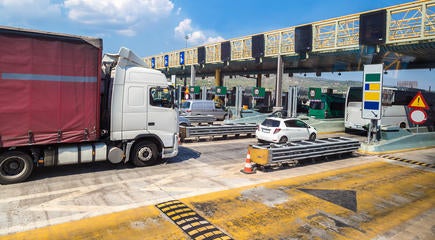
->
144, 0, 435, 78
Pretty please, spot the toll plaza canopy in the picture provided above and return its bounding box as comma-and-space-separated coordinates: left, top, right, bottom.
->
144, 0, 435, 77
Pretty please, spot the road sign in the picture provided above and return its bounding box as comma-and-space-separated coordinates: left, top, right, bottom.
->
362, 64, 383, 120
189, 86, 200, 94
164, 55, 169, 67
180, 51, 185, 65
409, 109, 427, 125
215, 86, 227, 96
308, 87, 321, 99
408, 91, 429, 109
252, 87, 265, 98
151, 57, 155, 68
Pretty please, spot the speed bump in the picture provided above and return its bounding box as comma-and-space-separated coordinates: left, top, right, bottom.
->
156, 200, 232, 240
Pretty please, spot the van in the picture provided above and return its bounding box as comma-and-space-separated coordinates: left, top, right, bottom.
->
181, 100, 227, 120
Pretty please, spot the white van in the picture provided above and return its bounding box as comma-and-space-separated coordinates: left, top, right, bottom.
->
181, 100, 227, 120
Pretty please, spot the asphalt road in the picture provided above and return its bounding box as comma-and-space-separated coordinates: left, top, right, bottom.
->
0, 133, 433, 239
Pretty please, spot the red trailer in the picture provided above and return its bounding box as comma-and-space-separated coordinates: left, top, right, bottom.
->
0, 27, 102, 148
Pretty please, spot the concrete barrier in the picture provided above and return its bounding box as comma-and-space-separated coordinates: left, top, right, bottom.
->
359, 130, 435, 154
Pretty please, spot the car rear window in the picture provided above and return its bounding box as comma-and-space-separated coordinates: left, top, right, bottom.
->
181, 101, 191, 109
262, 119, 280, 127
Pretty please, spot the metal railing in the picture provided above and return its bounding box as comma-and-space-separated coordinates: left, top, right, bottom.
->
249, 137, 360, 166
179, 124, 257, 141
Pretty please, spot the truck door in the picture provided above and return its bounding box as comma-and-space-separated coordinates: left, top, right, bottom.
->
147, 86, 177, 147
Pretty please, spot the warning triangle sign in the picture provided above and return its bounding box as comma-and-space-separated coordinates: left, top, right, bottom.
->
408, 91, 429, 109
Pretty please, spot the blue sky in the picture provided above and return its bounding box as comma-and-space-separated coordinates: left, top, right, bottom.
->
0, 0, 433, 89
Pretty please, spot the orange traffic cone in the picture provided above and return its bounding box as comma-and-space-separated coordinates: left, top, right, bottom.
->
241, 150, 256, 174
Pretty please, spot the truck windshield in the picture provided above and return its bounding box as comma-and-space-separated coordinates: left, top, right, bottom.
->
150, 87, 174, 108
309, 100, 324, 110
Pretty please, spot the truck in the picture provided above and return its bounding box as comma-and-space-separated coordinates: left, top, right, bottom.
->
308, 88, 345, 119
0, 26, 179, 184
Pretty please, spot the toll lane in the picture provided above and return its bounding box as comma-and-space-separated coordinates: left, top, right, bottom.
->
1, 159, 433, 239
184, 161, 435, 239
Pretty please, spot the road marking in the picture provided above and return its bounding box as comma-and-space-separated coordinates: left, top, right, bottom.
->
156, 200, 232, 240
298, 188, 357, 212
380, 155, 434, 168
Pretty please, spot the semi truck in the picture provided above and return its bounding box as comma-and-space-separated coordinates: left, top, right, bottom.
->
0, 26, 179, 184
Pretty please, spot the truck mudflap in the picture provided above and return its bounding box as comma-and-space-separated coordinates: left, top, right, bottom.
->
248, 137, 360, 167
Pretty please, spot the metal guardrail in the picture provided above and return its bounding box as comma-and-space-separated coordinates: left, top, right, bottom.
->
183, 115, 217, 124
248, 137, 360, 166
180, 124, 257, 141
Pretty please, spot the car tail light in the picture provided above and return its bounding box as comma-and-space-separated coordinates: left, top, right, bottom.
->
257, 125, 260, 131
273, 128, 281, 134
186, 109, 191, 112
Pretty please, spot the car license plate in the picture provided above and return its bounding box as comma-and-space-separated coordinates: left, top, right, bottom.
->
262, 128, 270, 133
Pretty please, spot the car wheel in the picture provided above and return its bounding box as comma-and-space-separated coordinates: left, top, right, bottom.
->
279, 136, 288, 143
309, 133, 316, 141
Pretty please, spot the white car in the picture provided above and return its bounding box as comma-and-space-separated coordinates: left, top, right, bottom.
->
256, 117, 317, 143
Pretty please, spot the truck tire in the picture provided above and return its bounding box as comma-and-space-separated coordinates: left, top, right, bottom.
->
131, 141, 160, 167
0, 151, 34, 184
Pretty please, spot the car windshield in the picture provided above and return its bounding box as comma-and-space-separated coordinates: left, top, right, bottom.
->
261, 119, 280, 127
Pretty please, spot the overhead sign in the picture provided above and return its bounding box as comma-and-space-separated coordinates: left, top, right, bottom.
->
151, 57, 155, 68
164, 55, 169, 67
180, 51, 185, 65
409, 109, 427, 125
362, 64, 383, 120
408, 91, 429, 109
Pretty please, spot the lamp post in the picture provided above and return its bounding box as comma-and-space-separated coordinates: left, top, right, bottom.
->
185, 34, 189, 48
184, 34, 189, 87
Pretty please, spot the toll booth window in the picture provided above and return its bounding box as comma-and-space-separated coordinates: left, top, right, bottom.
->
310, 100, 324, 110
150, 87, 174, 108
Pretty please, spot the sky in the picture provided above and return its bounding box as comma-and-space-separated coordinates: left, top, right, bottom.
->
0, 0, 433, 90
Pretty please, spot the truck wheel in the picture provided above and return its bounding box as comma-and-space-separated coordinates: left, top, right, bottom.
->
0, 151, 34, 184
131, 141, 160, 167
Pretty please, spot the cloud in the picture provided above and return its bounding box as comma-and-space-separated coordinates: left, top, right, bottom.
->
0, 0, 61, 21
174, 18, 224, 46
116, 28, 136, 37
64, 0, 174, 34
